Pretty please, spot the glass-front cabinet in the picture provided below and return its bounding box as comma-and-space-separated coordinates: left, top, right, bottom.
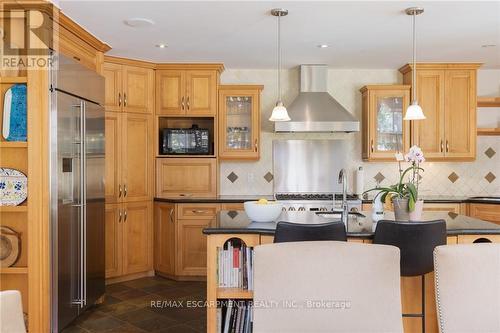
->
360, 85, 411, 161
218, 85, 263, 160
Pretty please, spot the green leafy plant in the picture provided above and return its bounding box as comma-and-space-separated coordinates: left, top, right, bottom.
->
364, 146, 425, 212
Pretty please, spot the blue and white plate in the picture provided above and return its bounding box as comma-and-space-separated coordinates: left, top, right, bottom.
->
2, 84, 27, 142
0, 168, 27, 206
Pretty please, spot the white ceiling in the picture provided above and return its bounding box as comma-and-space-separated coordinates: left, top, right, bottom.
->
59, 1, 500, 69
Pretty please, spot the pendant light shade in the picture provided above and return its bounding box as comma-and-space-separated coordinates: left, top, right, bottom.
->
404, 7, 426, 121
269, 8, 290, 122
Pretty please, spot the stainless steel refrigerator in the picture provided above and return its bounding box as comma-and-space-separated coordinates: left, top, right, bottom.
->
49, 53, 105, 332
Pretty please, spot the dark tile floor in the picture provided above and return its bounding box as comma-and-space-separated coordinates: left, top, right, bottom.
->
62, 276, 206, 333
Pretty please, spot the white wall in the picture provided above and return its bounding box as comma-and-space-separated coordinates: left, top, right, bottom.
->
219, 68, 500, 197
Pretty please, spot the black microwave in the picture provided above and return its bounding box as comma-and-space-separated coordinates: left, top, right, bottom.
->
161, 125, 210, 155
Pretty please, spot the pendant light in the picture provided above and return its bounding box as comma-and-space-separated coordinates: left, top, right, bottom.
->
269, 8, 290, 122
404, 7, 426, 120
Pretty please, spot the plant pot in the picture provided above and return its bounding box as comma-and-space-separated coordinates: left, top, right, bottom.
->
409, 199, 424, 221
393, 198, 409, 221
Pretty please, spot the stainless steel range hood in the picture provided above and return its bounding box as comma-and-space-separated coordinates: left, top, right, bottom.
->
274, 65, 359, 133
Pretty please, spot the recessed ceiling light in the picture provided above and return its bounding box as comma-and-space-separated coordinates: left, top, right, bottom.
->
124, 18, 155, 28
156, 44, 168, 49
317, 44, 329, 48
481, 44, 496, 48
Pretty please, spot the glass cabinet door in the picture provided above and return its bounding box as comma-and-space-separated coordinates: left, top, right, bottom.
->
219, 87, 261, 160
369, 89, 410, 159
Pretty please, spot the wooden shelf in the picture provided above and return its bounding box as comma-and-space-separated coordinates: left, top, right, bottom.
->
0, 205, 28, 213
216, 288, 253, 299
0, 267, 28, 274
0, 141, 28, 148
0, 77, 27, 84
477, 97, 500, 107
477, 128, 500, 136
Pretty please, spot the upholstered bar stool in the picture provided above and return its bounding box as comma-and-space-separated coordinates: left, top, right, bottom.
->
273, 221, 347, 243
374, 220, 447, 333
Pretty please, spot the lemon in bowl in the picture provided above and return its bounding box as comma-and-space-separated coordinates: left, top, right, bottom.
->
244, 199, 283, 222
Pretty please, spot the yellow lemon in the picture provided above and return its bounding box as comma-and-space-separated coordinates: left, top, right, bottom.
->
257, 198, 268, 205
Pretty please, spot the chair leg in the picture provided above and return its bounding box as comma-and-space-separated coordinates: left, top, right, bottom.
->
421, 274, 426, 333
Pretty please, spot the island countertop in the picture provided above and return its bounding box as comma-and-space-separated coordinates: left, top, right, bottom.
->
203, 210, 500, 237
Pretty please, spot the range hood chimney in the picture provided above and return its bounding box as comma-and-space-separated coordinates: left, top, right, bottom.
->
274, 65, 360, 133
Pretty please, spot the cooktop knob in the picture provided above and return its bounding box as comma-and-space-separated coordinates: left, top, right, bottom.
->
288, 207, 296, 211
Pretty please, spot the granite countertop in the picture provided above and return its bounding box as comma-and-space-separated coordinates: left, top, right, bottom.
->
203, 210, 500, 237
155, 195, 500, 204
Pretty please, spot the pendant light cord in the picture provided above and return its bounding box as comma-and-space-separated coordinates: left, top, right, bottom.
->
277, 13, 282, 104
412, 12, 417, 103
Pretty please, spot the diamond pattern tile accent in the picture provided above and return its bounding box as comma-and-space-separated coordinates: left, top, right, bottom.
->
264, 172, 274, 182
227, 172, 238, 183
484, 147, 496, 159
448, 172, 459, 183
373, 172, 385, 183
227, 211, 238, 219
485, 172, 496, 183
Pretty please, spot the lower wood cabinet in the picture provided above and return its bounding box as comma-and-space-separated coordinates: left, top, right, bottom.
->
105, 201, 152, 279
361, 202, 465, 214
468, 203, 500, 225
154, 202, 176, 276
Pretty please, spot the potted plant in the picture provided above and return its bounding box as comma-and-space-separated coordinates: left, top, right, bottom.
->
365, 146, 425, 221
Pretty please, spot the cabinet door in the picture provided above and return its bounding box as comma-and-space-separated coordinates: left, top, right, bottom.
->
156, 70, 186, 115
122, 65, 154, 114
468, 204, 500, 225
105, 204, 122, 278
154, 203, 176, 275
176, 218, 209, 276
368, 89, 410, 160
103, 62, 123, 112
219, 89, 261, 160
185, 70, 217, 116
444, 70, 476, 160
156, 158, 217, 198
122, 114, 152, 202
411, 70, 446, 159
105, 112, 122, 203
122, 201, 152, 274
59, 26, 98, 72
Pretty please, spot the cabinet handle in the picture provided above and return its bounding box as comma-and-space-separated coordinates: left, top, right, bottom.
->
124, 210, 127, 222
192, 210, 207, 214
119, 184, 122, 198
371, 139, 374, 153
440, 140, 444, 153
254, 139, 258, 152
124, 184, 127, 197
119, 210, 122, 223
179, 193, 193, 197
123, 93, 127, 107
118, 93, 122, 107
169, 208, 174, 223
73, 56, 81, 62
186, 96, 190, 110
446, 140, 449, 153
181, 96, 185, 111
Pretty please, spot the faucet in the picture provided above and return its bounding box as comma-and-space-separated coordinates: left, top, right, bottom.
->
338, 169, 348, 228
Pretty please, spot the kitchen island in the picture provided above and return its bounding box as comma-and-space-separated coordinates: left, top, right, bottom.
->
203, 210, 500, 333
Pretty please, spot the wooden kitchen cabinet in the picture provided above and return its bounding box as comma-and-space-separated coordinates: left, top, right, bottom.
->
399, 63, 480, 161
155, 64, 224, 116
468, 203, 500, 225
154, 203, 176, 276
360, 85, 411, 161
218, 85, 263, 160
105, 201, 152, 279
105, 112, 152, 203
156, 158, 217, 198
103, 58, 154, 113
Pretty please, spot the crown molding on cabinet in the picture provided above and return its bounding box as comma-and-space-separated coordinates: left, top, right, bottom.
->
399, 62, 483, 74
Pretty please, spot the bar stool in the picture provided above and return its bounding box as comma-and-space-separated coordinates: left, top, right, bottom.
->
274, 221, 347, 243
373, 220, 447, 333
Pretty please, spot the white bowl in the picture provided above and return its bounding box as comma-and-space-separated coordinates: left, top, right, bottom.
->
244, 201, 283, 222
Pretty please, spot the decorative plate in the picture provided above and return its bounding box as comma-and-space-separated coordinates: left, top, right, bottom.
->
0, 226, 21, 267
2, 84, 27, 142
0, 168, 27, 206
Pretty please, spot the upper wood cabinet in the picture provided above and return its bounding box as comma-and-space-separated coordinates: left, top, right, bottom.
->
103, 59, 154, 113
156, 64, 224, 116
105, 112, 152, 203
399, 63, 480, 161
218, 85, 263, 160
360, 85, 410, 161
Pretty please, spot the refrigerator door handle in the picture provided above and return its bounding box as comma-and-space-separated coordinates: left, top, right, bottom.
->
80, 100, 87, 308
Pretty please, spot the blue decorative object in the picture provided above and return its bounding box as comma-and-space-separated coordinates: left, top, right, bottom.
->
2, 84, 27, 142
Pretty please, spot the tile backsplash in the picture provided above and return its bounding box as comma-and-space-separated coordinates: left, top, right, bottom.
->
219, 68, 500, 197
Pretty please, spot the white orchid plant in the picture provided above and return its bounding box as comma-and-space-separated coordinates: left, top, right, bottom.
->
364, 145, 425, 211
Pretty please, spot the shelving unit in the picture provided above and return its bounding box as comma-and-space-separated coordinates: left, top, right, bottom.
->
0, 267, 28, 274
477, 96, 500, 136
216, 288, 254, 300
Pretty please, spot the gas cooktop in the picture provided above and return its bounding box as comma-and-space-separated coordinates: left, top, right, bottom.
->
275, 193, 360, 201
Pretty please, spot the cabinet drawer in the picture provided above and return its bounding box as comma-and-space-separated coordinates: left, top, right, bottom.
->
468, 203, 500, 224
220, 203, 244, 211
457, 234, 500, 244
156, 158, 217, 198
177, 204, 219, 220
